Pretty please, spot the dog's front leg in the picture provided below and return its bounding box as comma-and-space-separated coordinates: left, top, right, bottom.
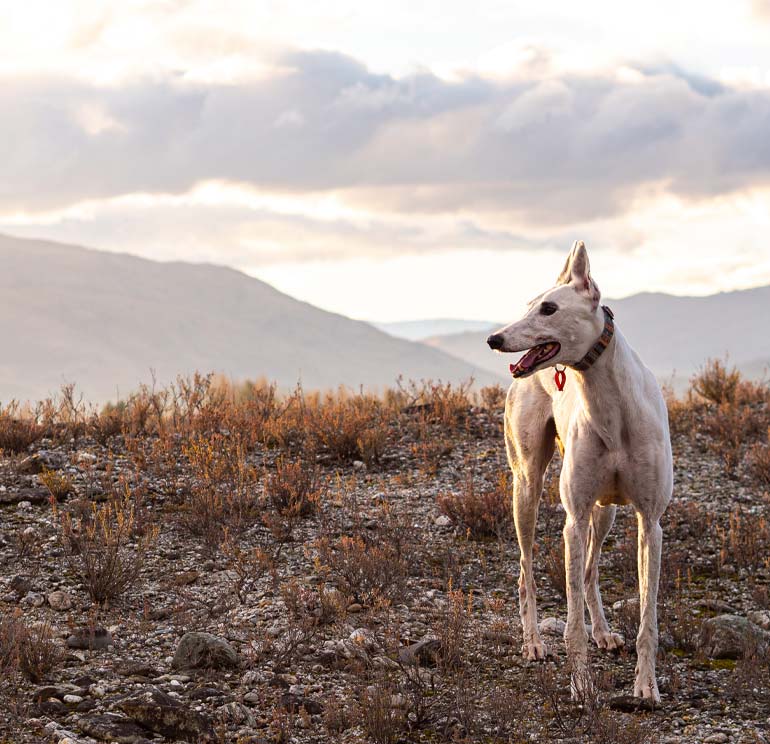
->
635, 514, 663, 703
513, 470, 547, 660
563, 511, 591, 698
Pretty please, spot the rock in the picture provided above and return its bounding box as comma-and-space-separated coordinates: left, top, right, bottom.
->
608, 695, 657, 712
0, 487, 48, 505
698, 615, 770, 659
67, 627, 113, 650
48, 590, 73, 611
612, 597, 639, 612
398, 638, 441, 666
217, 701, 257, 727
18, 454, 45, 474
63, 694, 83, 705
349, 628, 378, 651
117, 660, 159, 678
434, 515, 452, 527
697, 598, 736, 614
279, 692, 323, 715
347, 603, 363, 613
116, 686, 215, 742
10, 575, 32, 598
747, 609, 770, 631
539, 617, 566, 636
78, 713, 153, 744
703, 734, 729, 744
172, 631, 240, 670
19, 451, 68, 474
44, 722, 88, 744
22, 592, 45, 607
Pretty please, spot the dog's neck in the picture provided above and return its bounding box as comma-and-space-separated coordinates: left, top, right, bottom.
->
569, 315, 628, 445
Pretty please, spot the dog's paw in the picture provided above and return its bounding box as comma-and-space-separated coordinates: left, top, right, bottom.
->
633, 677, 661, 704
593, 629, 624, 651
522, 638, 548, 661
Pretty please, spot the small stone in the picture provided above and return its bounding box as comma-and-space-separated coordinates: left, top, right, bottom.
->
747, 610, 770, 631
703, 734, 729, 744
10, 575, 32, 598
78, 713, 153, 744
434, 515, 452, 527
47, 590, 73, 611
398, 638, 441, 666
17, 500, 32, 510
67, 627, 113, 650
352, 460, 366, 471
22, 592, 45, 608
347, 603, 363, 613
539, 617, 566, 636
62, 694, 83, 705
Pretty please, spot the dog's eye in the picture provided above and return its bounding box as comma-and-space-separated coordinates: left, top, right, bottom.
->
540, 302, 558, 316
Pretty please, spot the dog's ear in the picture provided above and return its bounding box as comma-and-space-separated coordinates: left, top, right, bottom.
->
558, 241, 600, 308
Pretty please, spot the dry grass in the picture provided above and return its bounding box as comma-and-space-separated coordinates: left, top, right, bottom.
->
437, 471, 512, 538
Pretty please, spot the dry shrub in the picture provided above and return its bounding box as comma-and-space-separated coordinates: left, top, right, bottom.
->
718, 505, 770, 572
265, 458, 322, 517
89, 402, 127, 444
40, 467, 74, 501
180, 432, 259, 552
315, 533, 408, 605
692, 358, 741, 404
411, 420, 454, 475
58, 482, 158, 603
478, 383, 507, 411
222, 536, 277, 604
748, 440, 770, 486
436, 585, 473, 673
0, 612, 61, 683
541, 534, 567, 599
0, 403, 45, 453
437, 471, 512, 538
358, 679, 405, 744
397, 378, 473, 431
701, 403, 768, 474
307, 390, 387, 464
534, 664, 655, 744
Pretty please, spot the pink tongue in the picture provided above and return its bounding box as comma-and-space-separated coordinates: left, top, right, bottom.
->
517, 347, 543, 369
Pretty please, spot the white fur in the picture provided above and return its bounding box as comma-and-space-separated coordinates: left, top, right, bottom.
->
488, 241, 672, 702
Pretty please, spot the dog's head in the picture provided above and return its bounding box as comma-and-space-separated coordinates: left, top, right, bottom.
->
486, 241, 604, 378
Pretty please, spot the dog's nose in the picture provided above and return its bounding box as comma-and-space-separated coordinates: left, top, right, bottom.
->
487, 333, 504, 350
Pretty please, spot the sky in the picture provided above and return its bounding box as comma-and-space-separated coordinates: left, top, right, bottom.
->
2, 0, 770, 322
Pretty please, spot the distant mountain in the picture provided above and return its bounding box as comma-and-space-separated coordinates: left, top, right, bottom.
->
0, 234, 504, 403
374, 318, 499, 341
424, 288, 770, 390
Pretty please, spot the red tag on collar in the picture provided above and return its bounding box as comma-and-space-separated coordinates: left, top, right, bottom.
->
554, 368, 566, 391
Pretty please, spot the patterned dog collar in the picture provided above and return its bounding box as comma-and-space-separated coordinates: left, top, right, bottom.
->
570, 305, 615, 371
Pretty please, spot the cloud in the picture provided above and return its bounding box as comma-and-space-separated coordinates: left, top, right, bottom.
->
752, 0, 770, 21
2, 49, 770, 226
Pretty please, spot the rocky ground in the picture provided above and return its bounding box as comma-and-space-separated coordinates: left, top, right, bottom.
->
0, 383, 769, 744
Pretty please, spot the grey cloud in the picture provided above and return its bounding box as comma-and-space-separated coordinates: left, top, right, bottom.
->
2, 51, 770, 224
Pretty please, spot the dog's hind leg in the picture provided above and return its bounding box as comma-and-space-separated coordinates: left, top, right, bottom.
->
584, 504, 624, 650
634, 514, 663, 702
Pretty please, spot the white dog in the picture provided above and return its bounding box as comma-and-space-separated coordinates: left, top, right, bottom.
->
487, 241, 672, 702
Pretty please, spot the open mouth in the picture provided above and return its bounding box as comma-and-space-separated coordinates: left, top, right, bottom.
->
509, 342, 561, 378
